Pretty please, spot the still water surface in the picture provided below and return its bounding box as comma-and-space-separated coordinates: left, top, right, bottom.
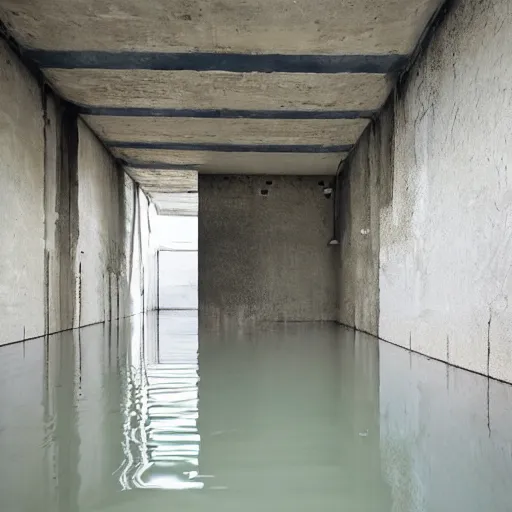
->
1, 311, 511, 511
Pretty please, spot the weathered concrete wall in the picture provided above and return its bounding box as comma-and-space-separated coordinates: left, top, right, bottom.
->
199, 175, 337, 324
0, 39, 46, 344
0, 40, 156, 346
75, 120, 157, 326
338, 0, 512, 382
337, 101, 394, 335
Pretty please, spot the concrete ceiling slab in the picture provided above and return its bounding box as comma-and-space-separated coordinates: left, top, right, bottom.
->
118, 150, 346, 175
84, 116, 370, 146
0, 0, 444, 178
150, 192, 198, 216
0, 0, 442, 55
126, 168, 198, 216
126, 169, 198, 193
45, 69, 392, 111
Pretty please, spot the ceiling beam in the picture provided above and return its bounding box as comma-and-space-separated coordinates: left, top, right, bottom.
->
78, 106, 376, 119
25, 50, 408, 74
108, 142, 352, 153
124, 161, 200, 170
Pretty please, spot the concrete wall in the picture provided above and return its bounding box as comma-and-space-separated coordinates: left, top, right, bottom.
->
337, 101, 393, 335
0, 39, 45, 344
0, 39, 156, 346
199, 175, 337, 324
338, 0, 512, 382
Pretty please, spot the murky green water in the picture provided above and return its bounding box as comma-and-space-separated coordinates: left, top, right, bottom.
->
1, 311, 511, 511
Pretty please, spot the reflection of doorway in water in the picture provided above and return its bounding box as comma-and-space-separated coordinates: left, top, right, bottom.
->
121, 207, 201, 490
138, 315, 201, 490
120, 318, 201, 490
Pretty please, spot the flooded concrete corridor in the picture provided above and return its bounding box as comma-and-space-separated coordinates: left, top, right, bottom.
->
1, 313, 511, 512
1, 0, 512, 510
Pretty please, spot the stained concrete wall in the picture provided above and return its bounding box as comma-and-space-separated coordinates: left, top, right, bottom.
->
199, 175, 337, 324
338, 0, 512, 382
0, 39, 156, 346
337, 101, 394, 335
0, 39, 46, 344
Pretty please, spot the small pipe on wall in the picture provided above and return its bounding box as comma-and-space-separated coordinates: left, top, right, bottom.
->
328, 161, 343, 246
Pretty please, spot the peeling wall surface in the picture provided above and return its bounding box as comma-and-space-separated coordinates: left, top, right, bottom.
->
338, 0, 512, 382
199, 175, 337, 324
0, 40, 155, 346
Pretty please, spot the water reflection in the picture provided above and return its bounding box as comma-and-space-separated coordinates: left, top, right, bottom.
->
380, 344, 512, 512
0, 315, 511, 511
114, 309, 201, 491
197, 324, 389, 511
125, 311, 201, 490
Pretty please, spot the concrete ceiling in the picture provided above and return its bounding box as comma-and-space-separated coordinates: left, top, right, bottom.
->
130, 169, 198, 216
0, 0, 443, 209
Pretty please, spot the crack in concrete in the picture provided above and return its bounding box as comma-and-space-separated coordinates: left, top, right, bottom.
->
487, 307, 492, 438
487, 310, 492, 377
78, 261, 82, 329
42, 86, 50, 337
